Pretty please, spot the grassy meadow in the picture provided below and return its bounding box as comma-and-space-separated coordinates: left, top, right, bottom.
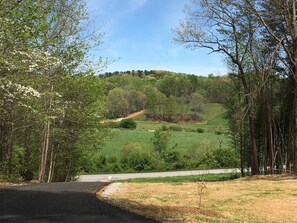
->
101, 103, 231, 157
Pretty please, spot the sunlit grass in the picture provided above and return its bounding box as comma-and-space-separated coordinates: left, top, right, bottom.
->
104, 176, 297, 223
102, 103, 230, 157
118, 173, 240, 183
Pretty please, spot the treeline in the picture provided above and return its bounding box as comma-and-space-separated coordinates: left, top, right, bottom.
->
0, 0, 107, 182
175, 0, 297, 175
83, 128, 239, 173
102, 71, 230, 122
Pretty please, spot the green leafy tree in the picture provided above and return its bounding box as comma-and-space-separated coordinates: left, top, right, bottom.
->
163, 96, 177, 122
105, 88, 129, 118
190, 92, 205, 118
151, 128, 179, 166
0, 0, 106, 182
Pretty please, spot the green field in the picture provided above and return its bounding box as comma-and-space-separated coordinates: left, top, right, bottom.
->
101, 103, 231, 157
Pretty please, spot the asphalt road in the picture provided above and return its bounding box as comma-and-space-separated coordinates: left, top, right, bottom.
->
0, 182, 158, 223
78, 168, 241, 182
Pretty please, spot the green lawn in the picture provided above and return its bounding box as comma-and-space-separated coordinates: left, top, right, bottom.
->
118, 173, 240, 183
101, 103, 231, 157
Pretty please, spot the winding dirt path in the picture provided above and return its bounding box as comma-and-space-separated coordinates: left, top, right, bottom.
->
112, 110, 144, 122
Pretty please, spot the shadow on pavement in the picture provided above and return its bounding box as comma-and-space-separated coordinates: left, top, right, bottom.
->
0, 183, 158, 223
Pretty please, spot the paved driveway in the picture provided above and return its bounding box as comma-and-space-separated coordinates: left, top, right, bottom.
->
78, 168, 241, 182
0, 182, 158, 223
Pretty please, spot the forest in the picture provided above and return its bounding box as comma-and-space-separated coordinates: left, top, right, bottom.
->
1, 0, 297, 182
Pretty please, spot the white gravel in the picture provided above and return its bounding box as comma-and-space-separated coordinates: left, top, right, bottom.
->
100, 183, 123, 199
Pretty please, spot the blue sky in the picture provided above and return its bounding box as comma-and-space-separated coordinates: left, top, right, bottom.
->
85, 0, 227, 76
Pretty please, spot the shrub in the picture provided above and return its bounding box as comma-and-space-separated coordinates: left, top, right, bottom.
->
212, 148, 240, 167
120, 143, 159, 171
20, 168, 34, 182
119, 118, 137, 129
197, 128, 205, 133
161, 125, 169, 131
169, 126, 183, 131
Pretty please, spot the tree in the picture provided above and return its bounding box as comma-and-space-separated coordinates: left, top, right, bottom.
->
244, 0, 297, 173
162, 96, 177, 122
146, 91, 166, 119
105, 88, 129, 118
0, 0, 106, 182
151, 128, 178, 165
174, 0, 261, 175
190, 92, 205, 118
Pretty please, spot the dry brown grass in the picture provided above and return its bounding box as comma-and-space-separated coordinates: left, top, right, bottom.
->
98, 176, 297, 222
0, 182, 18, 187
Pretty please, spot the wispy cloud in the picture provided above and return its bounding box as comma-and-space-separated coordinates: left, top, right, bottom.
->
127, 0, 148, 12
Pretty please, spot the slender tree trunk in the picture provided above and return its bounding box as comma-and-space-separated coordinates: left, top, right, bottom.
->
38, 118, 51, 182
7, 124, 13, 177
294, 77, 297, 173
241, 72, 259, 175
248, 112, 259, 175
38, 84, 53, 183
47, 147, 55, 183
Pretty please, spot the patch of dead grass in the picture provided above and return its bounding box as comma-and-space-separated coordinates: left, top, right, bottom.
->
98, 176, 297, 222
0, 182, 16, 187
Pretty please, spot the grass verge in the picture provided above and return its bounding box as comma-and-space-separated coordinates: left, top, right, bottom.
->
118, 173, 240, 183
101, 175, 297, 223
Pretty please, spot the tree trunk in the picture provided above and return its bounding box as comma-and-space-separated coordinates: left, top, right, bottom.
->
241, 72, 259, 175
47, 147, 55, 183
38, 84, 53, 183
248, 112, 259, 175
38, 118, 51, 182
294, 76, 297, 173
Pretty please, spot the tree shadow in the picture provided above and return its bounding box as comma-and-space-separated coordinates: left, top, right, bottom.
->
0, 182, 158, 223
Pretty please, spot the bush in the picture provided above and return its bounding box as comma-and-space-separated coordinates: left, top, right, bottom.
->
212, 148, 240, 167
120, 143, 159, 171
161, 125, 169, 131
169, 126, 183, 131
197, 128, 205, 133
20, 168, 34, 182
119, 118, 137, 129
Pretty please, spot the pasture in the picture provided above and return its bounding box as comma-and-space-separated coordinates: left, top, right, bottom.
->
101, 103, 231, 157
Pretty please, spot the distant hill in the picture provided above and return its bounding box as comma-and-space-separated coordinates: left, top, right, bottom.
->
100, 70, 231, 122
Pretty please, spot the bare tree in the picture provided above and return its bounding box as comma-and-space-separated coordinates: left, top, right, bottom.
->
174, 0, 261, 174
244, 0, 297, 173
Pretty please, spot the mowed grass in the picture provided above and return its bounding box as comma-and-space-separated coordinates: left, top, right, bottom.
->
101, 103, 230, 157
118, 173, 240, 183
102, 175, 297, 223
